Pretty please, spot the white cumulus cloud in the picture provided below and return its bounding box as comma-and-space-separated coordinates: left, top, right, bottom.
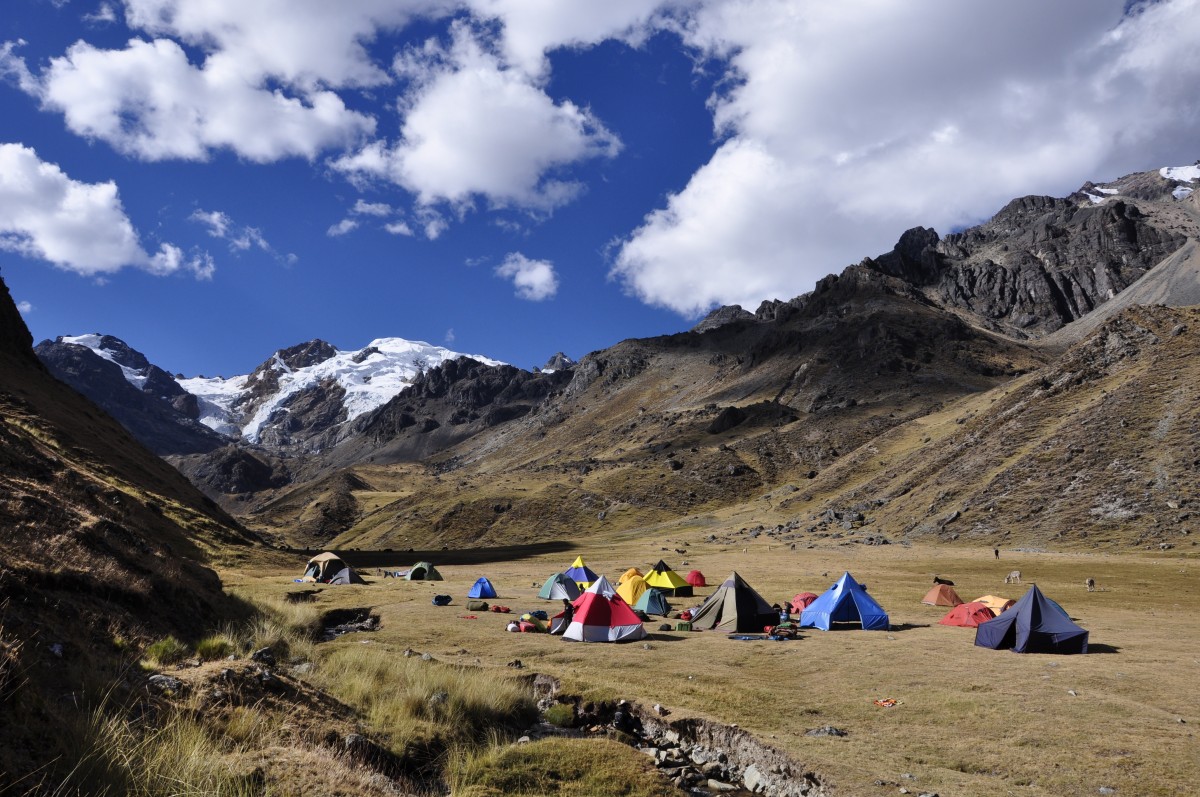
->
495, 252, 558, 301
612, 0, 1200, 315
326, 218, 360, 237
332, 23, 621, 213
17, 300, 33, 314
0, 142, 209, 278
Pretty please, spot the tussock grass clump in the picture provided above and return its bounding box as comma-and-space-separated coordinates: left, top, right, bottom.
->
59, 706, 264, 796
449, 737, 675, 797
194, 632, 235, 661
315, 645, 536, 751
228, 590, 321, 664
143, 635, 188, 666
543, 702, 575, 728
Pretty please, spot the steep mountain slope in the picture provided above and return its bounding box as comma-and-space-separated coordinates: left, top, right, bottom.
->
249, 266, 1046, 548
35, 334, 227, 455
781, 304, 1200, 551
242, 166, 1200, 551
858, 167, 1194, 338
0, 276, 258, 785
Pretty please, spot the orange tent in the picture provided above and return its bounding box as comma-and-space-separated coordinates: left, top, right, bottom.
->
791, 592, 819, 610
922, 584, 964, 607
972, 595, 1015, 615
938, 602, 995, 627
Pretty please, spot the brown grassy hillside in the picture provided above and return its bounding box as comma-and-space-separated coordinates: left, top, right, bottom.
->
0, 276, 260, 787
248, 268, 1046, 550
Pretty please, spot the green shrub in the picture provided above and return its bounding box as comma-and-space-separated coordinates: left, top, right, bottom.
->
543, 702, 575, 728
144, 636, 188, 666
194, 635, 234, 661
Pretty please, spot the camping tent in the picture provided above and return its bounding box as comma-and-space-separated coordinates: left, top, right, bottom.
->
799, 572, 889, 631
685, 570, 707, 588
467, 577, 498, 599
405, 561, 443, 581
922, 584, 964, 607
974, 585, 1088, 654
538, 573, 581, 601
563, 575, 646, 643
301, 552, 365, 585
791, 592, 818, 611
618, 567, 643, 585
616, 575, 649, 607
972, 595, 1015, 615
644, 560, 693, 597
689, 571, 777, 633
938, 602, 995, 628
564, 556, 598, 589
634, 588, 672, 616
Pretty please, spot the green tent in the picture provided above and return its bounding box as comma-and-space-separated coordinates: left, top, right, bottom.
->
634, 587, 672, 616
405, 561, 443, 581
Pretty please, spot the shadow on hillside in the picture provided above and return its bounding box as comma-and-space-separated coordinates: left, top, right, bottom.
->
290, 540, 576, 568
1086, 643, 1120, 654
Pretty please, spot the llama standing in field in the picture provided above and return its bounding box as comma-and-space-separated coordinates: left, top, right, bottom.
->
1085, 578, 1096, 592
1005, 570, 1022, 585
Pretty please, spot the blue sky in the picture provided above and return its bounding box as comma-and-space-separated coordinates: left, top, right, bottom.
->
2, 1, 1198, 377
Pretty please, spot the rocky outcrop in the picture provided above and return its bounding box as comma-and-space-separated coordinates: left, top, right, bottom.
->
171, 444, 291, 496
254, 378, 349, 451
36, 337, 227, 455
693, 304, 756, 333
540, 352, 577, 372
865, 193, 1190, 337
337, 358, 573, 462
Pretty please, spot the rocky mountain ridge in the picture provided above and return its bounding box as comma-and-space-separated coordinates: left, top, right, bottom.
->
34, 164, 1200, 549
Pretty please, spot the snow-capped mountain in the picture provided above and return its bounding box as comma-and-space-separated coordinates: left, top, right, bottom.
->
179, 337, 502, 444
38, 333, 504, 454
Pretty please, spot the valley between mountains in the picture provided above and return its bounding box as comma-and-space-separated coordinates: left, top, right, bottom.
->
36, 164, 1200, 554
4, 163, 1200, 796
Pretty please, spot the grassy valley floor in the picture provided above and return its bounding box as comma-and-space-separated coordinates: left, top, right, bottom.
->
221, 538, 1200, 797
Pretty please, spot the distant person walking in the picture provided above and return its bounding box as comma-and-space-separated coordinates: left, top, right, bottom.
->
994, 548, 1000, 559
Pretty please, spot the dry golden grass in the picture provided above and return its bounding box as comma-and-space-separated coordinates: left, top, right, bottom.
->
224, 540, 1200, 797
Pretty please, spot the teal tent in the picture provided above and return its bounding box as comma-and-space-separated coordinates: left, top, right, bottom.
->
634, 588, 672, 616
538, 572, 581, 600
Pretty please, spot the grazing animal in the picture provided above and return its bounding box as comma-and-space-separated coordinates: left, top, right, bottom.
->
1005, 570, 1022, 585
933, 575, 954, 586
1085, 578, 1095, 592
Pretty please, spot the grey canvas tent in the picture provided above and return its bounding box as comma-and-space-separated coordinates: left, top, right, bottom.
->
405, 561, 443, 581
689, 572, 777, 633
301, 552, 365, 585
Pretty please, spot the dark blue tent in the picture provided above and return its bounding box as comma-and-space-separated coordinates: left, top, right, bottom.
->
799, 572, 889, 631
974, 584, 1087, 654
467, 577, 498, 599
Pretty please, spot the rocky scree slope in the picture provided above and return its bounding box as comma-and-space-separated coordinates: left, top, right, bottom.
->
775, 304, 1200, 551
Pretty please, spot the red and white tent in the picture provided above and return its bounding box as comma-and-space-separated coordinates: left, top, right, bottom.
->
563, 575, 647, 643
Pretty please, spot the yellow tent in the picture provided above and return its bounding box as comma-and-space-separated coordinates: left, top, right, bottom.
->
644, 560, 693, 597
618, 567, 643, 585
617, 575, 649, 606
972, 595, 1015, 615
